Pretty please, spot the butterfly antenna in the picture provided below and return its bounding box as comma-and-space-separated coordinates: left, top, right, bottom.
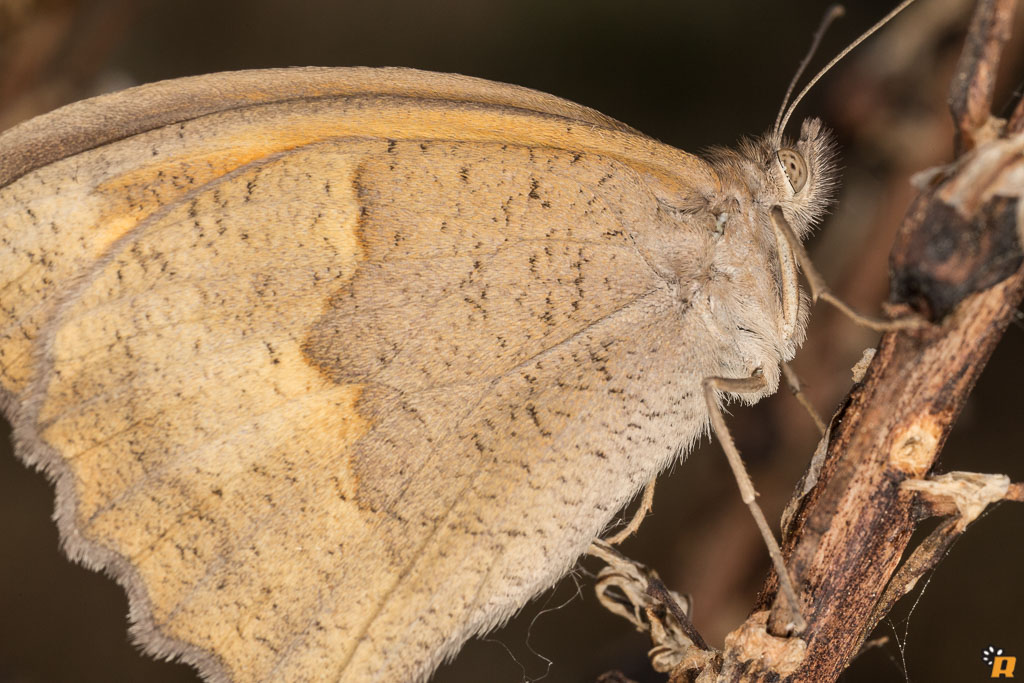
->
774, 4, 847, 138
775, 0, 918, 139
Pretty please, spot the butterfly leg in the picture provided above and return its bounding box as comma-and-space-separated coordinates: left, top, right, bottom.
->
703, 373, 807, 634
782, 362, 827, 435
770, 206, 927, 332
603, 478, 657, 545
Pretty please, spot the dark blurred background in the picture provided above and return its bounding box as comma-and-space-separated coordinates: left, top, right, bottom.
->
0, 1, 1022, 681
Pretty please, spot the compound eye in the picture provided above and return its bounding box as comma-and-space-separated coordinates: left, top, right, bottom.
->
777, 148, 808, 193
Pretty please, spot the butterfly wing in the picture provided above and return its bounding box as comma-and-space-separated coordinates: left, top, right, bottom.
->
0, 68, 721, 681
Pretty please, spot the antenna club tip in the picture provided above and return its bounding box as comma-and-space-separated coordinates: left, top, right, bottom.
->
827, 5, 846, 20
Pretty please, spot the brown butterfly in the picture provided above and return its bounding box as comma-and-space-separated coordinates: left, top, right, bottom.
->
0, 61, 838, 680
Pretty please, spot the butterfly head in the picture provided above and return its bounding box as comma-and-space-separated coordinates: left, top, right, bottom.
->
747, 118, 839, 363
767, 118, 838, 240
689, 118, 838, 389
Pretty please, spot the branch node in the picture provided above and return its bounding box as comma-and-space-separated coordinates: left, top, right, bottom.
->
721, 611, 807, 678
902, 470, 1011, 529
